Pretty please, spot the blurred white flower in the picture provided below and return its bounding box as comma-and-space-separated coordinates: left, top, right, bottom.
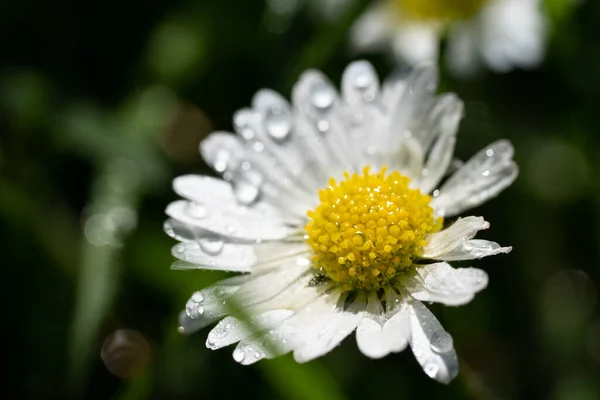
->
351, 0, 548, 75
164, 61, 517, 383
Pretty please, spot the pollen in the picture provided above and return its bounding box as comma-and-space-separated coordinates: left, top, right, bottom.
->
305, 167, 443, 291
394, 0, 488, 22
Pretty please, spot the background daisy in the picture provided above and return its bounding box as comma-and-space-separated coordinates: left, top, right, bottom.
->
351, 0, 549, 75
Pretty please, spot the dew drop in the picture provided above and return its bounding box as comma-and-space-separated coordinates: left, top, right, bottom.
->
430, 331, 453, 354
191, 292, 204, 303
198, 237, 224, 255
354, 67, 373, 89
239, 128, 255, 141
186, 291, 206, 319
265, 105, 292, 141
310, 82, 335, 109
234, 180, 260, 205
317, 120, 329, 132
252, 141, 264, 152
233, 348, 246, 362
423, 361, 440, 379
214, 149, 231, 173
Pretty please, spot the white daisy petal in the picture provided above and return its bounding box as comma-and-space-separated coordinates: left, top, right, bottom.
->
382, 288, 411, 353
356, 289, 410, 358
171, 241, 255, 272
164, 218, 208, 243
225, 281, 336, 363
356, 291, 387, 358
408, 299, 458, 384
432, 140, 518, 217
232, 259, 312, 309
293, 68, 360, 174
402, 262, 488, 306
341, 60, 380, 106
200, 132, 314, 218
434, 239, 512, 261
422, 216, 489, 259
238, 90, 321, 193
206, 310, 294, 351
350, 3, 394, 52
388, 64, 438, 152
179, 276, 248, 335
165, 200, 293, 241
479, 0, 547, 73
391, 23, 441, 66
417, 94, 463, 193
173, 175, 235, 205
200, 131, 245, 175
292, 291, 366, 363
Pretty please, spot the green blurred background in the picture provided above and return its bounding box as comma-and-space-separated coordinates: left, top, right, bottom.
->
1, 0, 599, 398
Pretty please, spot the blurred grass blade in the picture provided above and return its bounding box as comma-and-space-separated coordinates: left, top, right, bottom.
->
260, 357, 346, 400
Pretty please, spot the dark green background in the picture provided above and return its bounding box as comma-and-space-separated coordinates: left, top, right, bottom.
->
1, 0, 599, 399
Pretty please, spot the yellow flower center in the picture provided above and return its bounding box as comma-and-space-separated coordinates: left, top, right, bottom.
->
305, 167, 443, 291
394, 0, 488, 22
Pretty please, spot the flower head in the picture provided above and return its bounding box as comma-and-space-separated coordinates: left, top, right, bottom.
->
351, 0, 548, 75
165, 61, 517, 383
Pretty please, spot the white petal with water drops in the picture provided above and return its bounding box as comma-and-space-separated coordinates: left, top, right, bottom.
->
179, 276, 248, 335
408, 299, 458, 384
434, 239, 512, 261
292, 292, 366, 363
422, 216, 490, 259
403, 262, 488, 306
432, 140, 518, 217
206, 310, 294, 350
166, 200, 292, 241
171, 241, 255, 272
356, 289, 410, 359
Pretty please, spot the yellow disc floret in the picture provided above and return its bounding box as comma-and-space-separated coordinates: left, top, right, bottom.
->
394, 0, 488, 22
305, 167, 443, 291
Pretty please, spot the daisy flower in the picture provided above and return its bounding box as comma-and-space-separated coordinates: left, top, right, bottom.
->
351, 0, 547, 75
165, 60, 517, 383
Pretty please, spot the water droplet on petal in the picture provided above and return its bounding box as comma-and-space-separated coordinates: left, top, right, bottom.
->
191, 292, 204, 303
430, 331, 454, 354
310, 82, 335, 109
423, 361, 440, 379
317, 120, 329, 132
186, 291, 206, 319
265, 105, 292, 141
214, 149, 231, 173
354, 68, 373, 89
233, 348, 245, 362
198, 237, 224, 255
233, 180, 259, 205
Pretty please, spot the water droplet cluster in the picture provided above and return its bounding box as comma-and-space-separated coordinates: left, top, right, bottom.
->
305, 167, 443, 291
